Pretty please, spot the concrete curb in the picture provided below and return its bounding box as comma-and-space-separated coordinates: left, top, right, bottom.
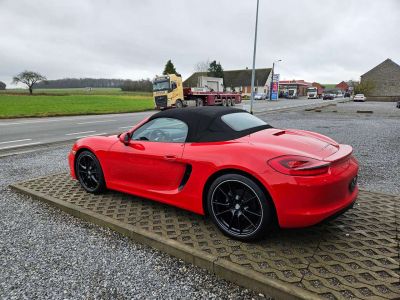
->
10, 182, 321, 300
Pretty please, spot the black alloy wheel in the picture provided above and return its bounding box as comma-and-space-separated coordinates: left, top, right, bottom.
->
76, 151, 106, 193
207, 174, 272, 241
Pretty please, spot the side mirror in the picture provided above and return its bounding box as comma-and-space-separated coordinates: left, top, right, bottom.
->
119, 132, 131, 146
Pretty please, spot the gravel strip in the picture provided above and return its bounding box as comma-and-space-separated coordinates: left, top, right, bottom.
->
261, 110, 400, 195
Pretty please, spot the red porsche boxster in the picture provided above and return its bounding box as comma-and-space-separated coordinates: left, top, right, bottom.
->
69, 107, 358, 241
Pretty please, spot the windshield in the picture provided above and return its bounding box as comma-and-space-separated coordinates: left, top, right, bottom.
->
221, 112, 267, 131
307, 88, 317, 92
153, 80, 170, 92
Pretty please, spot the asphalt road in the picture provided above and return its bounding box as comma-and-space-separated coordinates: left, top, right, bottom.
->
0, 98, 342, 153
0, 111, 154, 151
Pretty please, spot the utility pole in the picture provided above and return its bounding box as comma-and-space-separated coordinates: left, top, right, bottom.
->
249, 0, 259, 114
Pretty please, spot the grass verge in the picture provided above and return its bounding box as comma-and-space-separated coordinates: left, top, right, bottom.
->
0, 94, 154, 118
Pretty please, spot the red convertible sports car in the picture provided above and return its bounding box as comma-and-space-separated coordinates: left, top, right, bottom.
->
69, 107, 359, 241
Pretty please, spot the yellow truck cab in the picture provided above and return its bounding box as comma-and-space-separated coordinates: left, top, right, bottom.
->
153, 74, 184, 109
153, 73, 242, 110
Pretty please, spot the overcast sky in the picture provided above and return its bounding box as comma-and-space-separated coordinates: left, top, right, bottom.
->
1, 0, 399, 87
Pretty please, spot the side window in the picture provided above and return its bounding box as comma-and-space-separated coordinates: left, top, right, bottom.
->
131, 118, 188, 143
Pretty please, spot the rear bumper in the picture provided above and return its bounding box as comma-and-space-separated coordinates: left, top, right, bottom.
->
261, 156, 359, 228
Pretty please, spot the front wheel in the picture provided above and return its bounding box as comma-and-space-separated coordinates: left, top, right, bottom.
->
207, 174, 272, 241
175, 100, 183, 108
75, 150, 106, 193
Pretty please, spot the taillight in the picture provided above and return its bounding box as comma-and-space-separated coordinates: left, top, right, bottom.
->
268, 155, 330, 176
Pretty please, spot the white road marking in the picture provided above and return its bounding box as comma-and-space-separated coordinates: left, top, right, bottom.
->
75, 132, 107, 139
65, 131, 96, 136
0, 138, 32, 145
0, 111, 154, 127
118, 126, 132, 129
76, 120, 116, 125
0, 142, 41, 150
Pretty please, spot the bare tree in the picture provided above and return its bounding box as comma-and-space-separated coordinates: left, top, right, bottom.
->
193, 59, 211, 72
12, 71, 46, 95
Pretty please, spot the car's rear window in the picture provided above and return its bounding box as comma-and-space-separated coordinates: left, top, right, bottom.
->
221, 112, 267, 131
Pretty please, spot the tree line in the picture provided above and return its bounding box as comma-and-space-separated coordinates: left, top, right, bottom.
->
6, 60, 225, 95
34, 77, 153, 91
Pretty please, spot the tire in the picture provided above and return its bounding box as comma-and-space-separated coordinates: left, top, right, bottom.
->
175, 100, 183, 108
227, 98, 232, 106
222, 98, 227, 106
231, 99, 235, 106
75, 150, 106, 194
207, 174, 272, 241
196, 98, 203, 107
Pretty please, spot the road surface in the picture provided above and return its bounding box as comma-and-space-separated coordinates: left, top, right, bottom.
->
0, 98, 344, 153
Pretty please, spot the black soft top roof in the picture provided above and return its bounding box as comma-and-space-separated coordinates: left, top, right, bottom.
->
149, 106, 272, 142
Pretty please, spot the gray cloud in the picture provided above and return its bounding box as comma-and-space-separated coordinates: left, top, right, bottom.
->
0, 0, 399, 86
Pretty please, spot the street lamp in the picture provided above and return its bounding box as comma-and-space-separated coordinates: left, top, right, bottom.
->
249, 0, 259, 114
269, 59, 282, 101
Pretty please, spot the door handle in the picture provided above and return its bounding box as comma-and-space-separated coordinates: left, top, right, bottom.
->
164, 154, 177, 161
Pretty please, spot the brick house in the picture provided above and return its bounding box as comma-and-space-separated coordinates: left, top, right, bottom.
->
336, 81, 349, 92
360, 58, 400, 101
183, 68, 272, 96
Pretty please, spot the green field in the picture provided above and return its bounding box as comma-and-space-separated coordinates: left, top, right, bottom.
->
0, 89, 154, 118
0, 87, 150, 96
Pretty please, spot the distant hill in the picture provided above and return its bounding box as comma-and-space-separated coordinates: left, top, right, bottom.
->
322, 84, 337, 89
35, 78, 152, 92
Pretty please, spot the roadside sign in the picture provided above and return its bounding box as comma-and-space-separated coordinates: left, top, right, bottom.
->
271, 74, 280, 100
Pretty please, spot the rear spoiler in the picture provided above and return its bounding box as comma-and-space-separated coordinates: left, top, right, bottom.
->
324, 145, 353, 162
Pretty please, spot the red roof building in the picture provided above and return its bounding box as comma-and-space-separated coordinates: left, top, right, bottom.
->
336, 81, 350, 92
279, 80, 312, 97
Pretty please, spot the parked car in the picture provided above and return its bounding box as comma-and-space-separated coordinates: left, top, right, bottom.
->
323, 93, 335, 100
396, 101, 400, 108
254, 93, 268, 100
344, 92, 351, 98
353, 94, 366, 102
69, 107, 359, 241
335, 92, 343, 98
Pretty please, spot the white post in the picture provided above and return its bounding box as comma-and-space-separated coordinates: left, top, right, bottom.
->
250, 0, 259, 114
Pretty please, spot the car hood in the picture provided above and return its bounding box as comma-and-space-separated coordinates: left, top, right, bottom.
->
248, 128, 340, 160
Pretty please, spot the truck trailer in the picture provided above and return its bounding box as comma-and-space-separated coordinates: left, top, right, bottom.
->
153, 74, 241, 110
307, 86, 323, 99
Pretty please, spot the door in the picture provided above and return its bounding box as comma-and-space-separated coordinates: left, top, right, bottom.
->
108, 117, 188, 192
